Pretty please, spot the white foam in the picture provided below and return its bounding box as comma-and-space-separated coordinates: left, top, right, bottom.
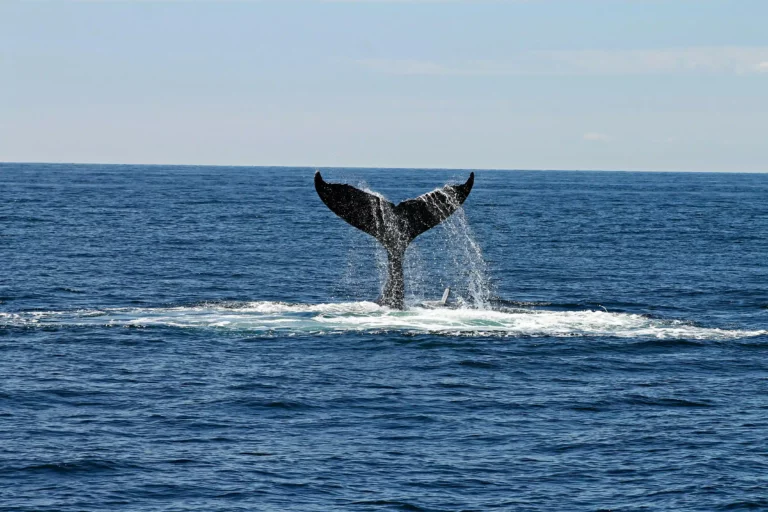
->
1, 302, 765, 340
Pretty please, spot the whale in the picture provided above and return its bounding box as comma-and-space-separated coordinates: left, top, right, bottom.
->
314, 171, 474, 309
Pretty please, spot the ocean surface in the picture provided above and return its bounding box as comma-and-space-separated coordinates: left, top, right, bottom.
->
1, 163, 767, 511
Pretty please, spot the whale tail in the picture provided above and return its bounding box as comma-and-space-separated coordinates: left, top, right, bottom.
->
314, 171, 474, 309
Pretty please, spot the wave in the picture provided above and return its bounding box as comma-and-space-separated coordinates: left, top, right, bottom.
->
1, 301, 765, 340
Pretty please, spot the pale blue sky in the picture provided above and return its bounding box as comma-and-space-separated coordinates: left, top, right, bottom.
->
2, 0, 767, 171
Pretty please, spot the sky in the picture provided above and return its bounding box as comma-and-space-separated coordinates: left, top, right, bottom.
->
1, 0, 767, 172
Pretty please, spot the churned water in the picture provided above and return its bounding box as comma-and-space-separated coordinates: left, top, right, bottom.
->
1, 163, 767, 511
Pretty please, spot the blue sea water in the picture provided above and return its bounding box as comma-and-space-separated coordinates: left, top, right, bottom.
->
1, 163, 767, 511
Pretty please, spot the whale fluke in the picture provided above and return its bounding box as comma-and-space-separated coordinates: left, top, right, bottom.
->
314, 171, 474, 309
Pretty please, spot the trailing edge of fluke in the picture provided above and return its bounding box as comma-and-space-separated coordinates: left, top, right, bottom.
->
314, 171, 474, 309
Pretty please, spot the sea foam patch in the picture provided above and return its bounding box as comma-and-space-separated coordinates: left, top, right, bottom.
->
1, 302, 765, 340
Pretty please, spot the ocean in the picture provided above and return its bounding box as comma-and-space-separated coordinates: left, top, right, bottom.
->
1, 163, 767, 511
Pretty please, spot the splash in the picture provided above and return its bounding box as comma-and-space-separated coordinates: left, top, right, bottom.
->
429, 204, 493, 308
2, 302, 765, 340
350, 176, 492, 308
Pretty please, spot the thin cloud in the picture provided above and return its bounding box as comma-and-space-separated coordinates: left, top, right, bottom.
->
359, 59, 451, 75
359, 47, 768, 76
583, 132, 611, 142
67, 0, 533, 2
325, 0, 533, 2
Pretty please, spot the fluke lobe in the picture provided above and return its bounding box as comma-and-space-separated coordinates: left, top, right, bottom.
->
314, 171, 474, 309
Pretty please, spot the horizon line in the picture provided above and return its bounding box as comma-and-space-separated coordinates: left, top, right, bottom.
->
1, 161, 766, 174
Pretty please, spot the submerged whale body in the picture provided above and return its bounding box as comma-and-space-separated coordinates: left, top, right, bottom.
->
314, 171, 474, 309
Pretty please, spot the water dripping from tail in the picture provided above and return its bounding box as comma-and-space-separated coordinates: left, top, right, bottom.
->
439, 207, 493, 309
314, 171, 476, 309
